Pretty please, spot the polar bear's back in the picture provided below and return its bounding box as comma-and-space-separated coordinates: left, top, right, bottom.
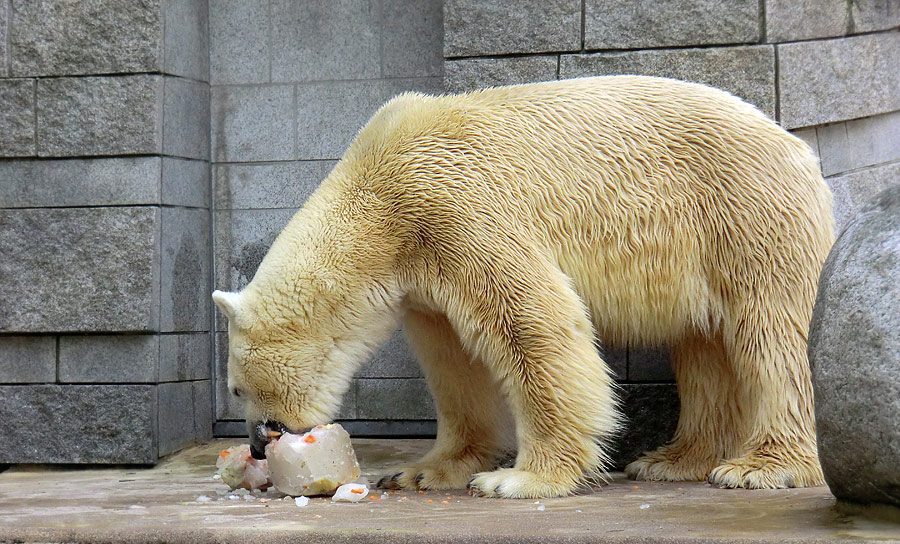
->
351, 76, 834, 346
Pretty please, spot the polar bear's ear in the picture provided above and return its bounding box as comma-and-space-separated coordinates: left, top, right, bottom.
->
212, 290, 243, 323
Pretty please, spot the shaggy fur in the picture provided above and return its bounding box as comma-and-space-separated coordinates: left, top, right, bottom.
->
213, 76, 834, 499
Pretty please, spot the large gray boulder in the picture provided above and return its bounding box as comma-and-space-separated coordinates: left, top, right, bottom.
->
809, 184, 900, 508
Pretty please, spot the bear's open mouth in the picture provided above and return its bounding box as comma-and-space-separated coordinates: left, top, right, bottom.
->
248, 420, 312, 459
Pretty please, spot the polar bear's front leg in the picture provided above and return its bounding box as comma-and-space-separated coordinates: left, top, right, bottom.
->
454, 259, 620, 499
377, 310, 511, 491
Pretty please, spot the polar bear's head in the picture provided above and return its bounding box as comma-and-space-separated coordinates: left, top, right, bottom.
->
213, 281, 399, 457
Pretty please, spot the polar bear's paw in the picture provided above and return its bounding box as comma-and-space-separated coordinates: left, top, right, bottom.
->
466, 468, 573, 498
625, 445, 719, 482
377, 455, 496, 491
707, 448, 824, 489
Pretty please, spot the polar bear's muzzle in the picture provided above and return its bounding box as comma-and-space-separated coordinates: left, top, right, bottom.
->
248, 419, 290, 460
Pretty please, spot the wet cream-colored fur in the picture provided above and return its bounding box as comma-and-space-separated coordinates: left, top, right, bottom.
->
214, 76, 834, 498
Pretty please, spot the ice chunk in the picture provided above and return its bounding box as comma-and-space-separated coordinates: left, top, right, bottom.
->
216, 444, 271, 491
332, 483, 369, 502
196, 495, 212, 503
294, 496, 310, 507
266, 424, 361, 496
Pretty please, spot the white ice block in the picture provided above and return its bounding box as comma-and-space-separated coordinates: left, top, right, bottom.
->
216, 444, 271, 491
265, 423, 361, 496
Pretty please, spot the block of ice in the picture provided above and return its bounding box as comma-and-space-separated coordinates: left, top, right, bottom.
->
216, 444, 271, 491
266, 424, 361, 496
332, 483, 369, 502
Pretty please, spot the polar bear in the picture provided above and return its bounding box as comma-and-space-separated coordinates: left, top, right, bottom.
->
213, 76, 833, 499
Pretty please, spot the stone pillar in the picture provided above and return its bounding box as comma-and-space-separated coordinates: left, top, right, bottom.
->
0, 0, 212, 463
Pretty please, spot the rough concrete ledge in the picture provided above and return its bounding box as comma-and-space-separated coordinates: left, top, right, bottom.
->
0, 439, 897, 544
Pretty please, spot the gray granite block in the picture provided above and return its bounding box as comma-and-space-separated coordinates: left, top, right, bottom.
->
270, 0, 379, 82
296, 77, 443, 160
37, 75, 163, 157
164, 0, 209, 81
790, 128, 820, 163
0, 0, 7, 77
0, 336, 56, 384
560, 46, 776, 120
778, 33, 900, 129
444, 0, 580, 57
356, 378, 436, 419
8, 0, 162, 77
158, 381, 196, 456
765, 0, 848, 42
357, 330, 423, 378
585, 0, 758, 49
58, 334, 158, 383
0, 384, 157, 463
851, 0, 900, 32
817, 110, 900, 177
210, 84, 293, 162
444, 56, 558, 94
628, 347, 675, 382
600, 347, 627, 382
0, 157, 160, 208
611, 384, 679, 469
828, 161, 900, 235
214, 160, 335, 210
193, 379, 213, 441
380, 0, 444, 78
0, 78, 36, 156
162, 157, 210, 208
0, 207, 160, 333
160, 207, 210, 333
163, 77, 210, 160
208, 0, 269, 85
159, 333, 211, 382
213, 208, 294, 297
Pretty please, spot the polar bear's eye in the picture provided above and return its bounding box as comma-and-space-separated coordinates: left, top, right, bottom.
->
232, 386, 245, 398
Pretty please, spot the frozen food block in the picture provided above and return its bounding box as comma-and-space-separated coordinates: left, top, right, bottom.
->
332, 483, 369, 502
216, 444, 271, 491
265, 423, 361, 496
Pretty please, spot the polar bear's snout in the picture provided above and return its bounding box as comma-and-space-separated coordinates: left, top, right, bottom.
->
247, 419, 296, 460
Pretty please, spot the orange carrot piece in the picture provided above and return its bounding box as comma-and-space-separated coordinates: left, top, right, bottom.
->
303, 435, 316, 444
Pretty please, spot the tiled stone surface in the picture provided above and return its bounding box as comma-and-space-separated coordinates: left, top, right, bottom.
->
213, 209, 294, 297
213, 160, 335, 210
0, 78, 36, 156
445, 56, 558, 93
270, 0, 380, 82
601, 347, 627, 382
0, 384, 157, 463
296, 77, 442, 160
560, 46, 776, 120
851, 0, 900, 32
611, 384, 679, 469
163, 77, 210, 160
58, 334, 159, 383
0, 157, 159, 207
444, 0, 580, 57
628, 348, 675, 382
828, 161, 900, 235
0, 336, 56, 384
585, 0, 758, 49
817, 111, 900, 177
208, 0, 269, 85
36, 75, 162, 157
192, 380, 214, 441
164, 0, 209, 81
357, 330, 423, 378
159, 333, 211, 382
357, 378, 436, 420
765, 0, 848, 42
0, 207, 160, 333
778, 33, 900, 129
162, 157, 210, 208
210, 84, 294, 162
160, 207, 210, 333
158, 381, 196, 456
380, 0, 444, 78
791, 128, 820, 161
8, 0, 162, 77
0, 1, 7, 77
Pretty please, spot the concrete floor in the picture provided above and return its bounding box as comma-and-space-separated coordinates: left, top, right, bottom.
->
1, 439, 898, 543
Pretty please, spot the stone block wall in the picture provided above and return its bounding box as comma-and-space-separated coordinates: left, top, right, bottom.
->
0, 0, 212, 463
